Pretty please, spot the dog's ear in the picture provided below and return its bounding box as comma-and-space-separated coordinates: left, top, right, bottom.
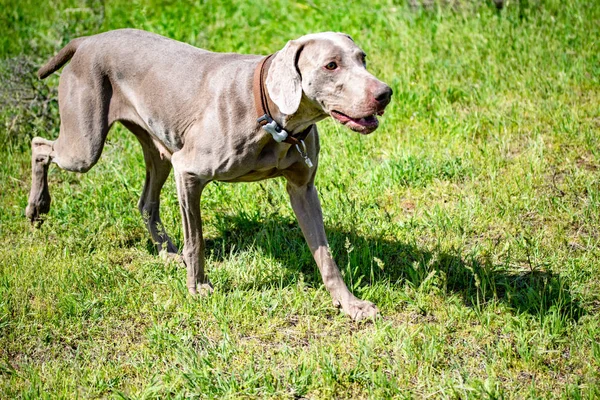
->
266, 39, 305, 116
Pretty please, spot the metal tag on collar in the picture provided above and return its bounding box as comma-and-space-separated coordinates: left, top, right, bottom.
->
258, 114, 288, 143
295, 140, 314, 168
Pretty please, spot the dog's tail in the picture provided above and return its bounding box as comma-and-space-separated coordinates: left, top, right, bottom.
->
37, 37, 88, 79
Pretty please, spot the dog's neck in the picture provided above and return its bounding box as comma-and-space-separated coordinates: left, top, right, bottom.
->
253, 55, 327, 144
282, 96, 329, 133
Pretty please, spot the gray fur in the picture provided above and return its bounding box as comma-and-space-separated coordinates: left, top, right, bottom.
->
26, 29, 392, 321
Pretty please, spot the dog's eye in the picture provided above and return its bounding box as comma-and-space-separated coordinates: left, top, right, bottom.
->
361, 54, 367, 67
325, 62, 338, 70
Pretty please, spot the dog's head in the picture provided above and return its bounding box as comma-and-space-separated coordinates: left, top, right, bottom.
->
266, 32, 392, 135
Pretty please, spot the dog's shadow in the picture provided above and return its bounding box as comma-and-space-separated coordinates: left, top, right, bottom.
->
200, 213, 584, 321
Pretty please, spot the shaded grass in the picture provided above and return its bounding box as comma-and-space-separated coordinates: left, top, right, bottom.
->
1, 0, 600, 398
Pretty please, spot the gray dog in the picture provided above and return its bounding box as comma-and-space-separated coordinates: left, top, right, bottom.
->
27, 29, 392, 321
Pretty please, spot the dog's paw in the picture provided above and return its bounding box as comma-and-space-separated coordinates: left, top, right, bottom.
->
339, 298, 379, 322
197, 282, 214, 296
188, 280, 214, 296
25, 196, 50, 226
25, 203, 39, 223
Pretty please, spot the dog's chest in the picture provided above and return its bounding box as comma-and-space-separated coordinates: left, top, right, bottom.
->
217, 139, 301, 182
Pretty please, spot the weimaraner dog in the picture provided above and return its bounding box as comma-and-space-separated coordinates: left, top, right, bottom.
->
27, 29, 392, 321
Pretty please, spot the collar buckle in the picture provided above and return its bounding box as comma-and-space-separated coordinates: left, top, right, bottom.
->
258, 114, 289, 143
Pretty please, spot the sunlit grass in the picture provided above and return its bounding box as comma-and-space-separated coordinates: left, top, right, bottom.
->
1, 0, 599, 398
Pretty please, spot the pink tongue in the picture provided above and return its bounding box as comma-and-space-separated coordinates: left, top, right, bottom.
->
335, 113, 352, 123
333, 111, 378, 127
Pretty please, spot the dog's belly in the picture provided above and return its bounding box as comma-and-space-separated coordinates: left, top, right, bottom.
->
221, 168, 282, 183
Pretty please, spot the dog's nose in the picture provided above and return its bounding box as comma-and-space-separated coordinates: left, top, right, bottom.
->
374, 85, 393, 105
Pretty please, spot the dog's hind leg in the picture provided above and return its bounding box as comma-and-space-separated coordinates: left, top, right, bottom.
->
26, 66, 111, 223
25, 137, 54, 223
122, 121, 178, 255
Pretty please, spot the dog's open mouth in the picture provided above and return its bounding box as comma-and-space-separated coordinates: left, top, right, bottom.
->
330, 110, 383, 134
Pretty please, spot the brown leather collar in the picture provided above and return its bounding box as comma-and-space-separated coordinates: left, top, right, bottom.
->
252, 54, 313, 146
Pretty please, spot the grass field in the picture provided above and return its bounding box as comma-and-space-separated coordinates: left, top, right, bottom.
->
1, 0, 599, 398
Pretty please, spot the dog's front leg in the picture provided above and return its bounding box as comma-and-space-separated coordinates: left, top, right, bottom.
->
286, 179, 378, 321
173, 167, 213, 295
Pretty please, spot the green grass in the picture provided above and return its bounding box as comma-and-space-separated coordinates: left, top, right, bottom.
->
1, 0, 599, 398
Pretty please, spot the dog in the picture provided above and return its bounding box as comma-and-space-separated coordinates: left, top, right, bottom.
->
27, 29, 392, 320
